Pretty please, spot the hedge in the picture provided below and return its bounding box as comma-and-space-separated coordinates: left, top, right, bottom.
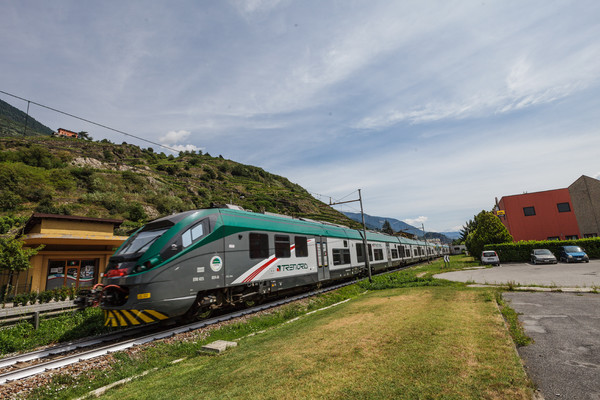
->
484, 238, 600, 263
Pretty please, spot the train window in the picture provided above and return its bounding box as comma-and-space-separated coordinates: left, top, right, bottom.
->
275, 235, 291, 258
373, 249, 384, 261
332, 249, 351, 265
250, 233, 269, 259
356, 243, 364, 263
391, 249, 398, 259
368, 244, 373, 262
406, 248, 411, 257
294, 236, 308, 257
343, 240, 348, 248
181, 223, 205, 248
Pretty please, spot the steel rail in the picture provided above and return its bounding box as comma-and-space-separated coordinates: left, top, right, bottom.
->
0, 278, 357, 385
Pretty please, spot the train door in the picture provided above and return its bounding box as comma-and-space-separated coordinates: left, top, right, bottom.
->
386, 243, 392, 267
316, 237, 330, 281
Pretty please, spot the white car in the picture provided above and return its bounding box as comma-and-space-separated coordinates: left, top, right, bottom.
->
481, 250, 500, 266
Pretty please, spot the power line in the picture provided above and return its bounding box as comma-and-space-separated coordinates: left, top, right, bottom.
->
0, 89, 180, 153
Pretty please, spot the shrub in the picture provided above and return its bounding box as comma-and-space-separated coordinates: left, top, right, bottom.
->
28, 291, 39, 306
0, 190, 21, 212
38, 290, 53, 303
128, 202, 147, 222
485, 237, 600, 262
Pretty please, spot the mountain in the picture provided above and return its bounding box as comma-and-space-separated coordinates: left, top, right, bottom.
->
342, 212, 423, 236
0, 136, 362, 234
0, 98, 54, 137
342, 211, 454, 244
440, 231, 461, 240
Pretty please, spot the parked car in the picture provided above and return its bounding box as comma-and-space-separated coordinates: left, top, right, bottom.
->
530, 248, 557, 264
481, 250, 500, 266
558, 245, 590, 263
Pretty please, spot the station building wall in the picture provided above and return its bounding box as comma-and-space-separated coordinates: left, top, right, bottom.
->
1, 213, 128, 294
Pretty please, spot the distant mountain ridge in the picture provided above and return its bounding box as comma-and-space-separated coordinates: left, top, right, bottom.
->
342, 211, 457, 244
0, 98, 54, 137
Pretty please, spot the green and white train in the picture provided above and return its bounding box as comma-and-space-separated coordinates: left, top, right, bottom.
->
100, 206, 449, 327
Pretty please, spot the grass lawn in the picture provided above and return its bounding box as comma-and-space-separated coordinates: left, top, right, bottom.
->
96, 286, 532, 400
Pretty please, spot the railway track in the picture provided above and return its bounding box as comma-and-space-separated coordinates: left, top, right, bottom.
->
0, 278, 361, 386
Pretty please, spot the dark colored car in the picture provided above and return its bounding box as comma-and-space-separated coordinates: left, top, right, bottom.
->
530, 248, 557, 264
558, 245, 589, 263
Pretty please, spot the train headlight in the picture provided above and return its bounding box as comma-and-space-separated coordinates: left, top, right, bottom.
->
134, 256, 161, 273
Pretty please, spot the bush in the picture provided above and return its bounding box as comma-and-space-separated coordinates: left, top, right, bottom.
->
128, 202, 147, 222
38, 290, 53, 303
0, 190, 21, 212
485, 237, 600, 262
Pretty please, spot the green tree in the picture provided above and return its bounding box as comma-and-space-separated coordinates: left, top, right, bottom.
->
0, 235, 43, 296
465, 211, 513, 260
78, 131, 93, 141
382, 220, 394, 235
459, 218, 476, 243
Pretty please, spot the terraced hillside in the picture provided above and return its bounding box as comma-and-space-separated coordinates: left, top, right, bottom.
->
0, 136, 359, 234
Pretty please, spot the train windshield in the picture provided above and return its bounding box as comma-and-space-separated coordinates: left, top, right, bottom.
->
116, 228, 169, 256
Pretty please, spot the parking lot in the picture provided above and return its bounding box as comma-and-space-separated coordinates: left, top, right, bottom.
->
436, 260, 600, 399
434, 259, 600, 289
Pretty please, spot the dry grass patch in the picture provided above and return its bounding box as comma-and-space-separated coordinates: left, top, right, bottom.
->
97, 287, 532, 400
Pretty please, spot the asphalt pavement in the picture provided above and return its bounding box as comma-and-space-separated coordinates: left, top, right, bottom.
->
504, 292, 600, 400
436, 261, 600, 399
434, 259, 600, 289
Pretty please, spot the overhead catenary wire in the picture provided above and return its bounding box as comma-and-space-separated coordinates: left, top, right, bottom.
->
0, 89, 181, 153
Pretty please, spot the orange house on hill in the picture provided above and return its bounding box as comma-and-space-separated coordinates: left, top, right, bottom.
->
54, 128, 79, 138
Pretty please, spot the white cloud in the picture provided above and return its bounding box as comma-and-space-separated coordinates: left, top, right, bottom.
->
403, 216, 428, 226
167, 143, 203, 153
160, 130, 191, 145
158, 130, 202, 153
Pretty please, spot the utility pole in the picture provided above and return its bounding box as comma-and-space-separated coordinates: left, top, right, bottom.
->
329, 189, 372, 282
422, 223, 430, 263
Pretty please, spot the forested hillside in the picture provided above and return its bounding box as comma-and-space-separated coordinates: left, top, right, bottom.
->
0, 99, 53, 137
0, 136, 360, 234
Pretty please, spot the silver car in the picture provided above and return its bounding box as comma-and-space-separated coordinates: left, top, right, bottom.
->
481, 250, 500, 266
530, 248, 557, 264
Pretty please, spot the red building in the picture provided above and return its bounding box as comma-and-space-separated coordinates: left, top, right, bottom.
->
496, 176, 600, 242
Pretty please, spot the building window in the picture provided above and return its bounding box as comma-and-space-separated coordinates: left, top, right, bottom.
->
547, 236, 560, 241
275, 235, 291, 258
523, 206, 536, 216
565, 235, 579, 240
249, 233, 269, 259
294, 236, 308, 257
46, 259, 99, 290
584, 233, 598, 238
557, 202, 571, 212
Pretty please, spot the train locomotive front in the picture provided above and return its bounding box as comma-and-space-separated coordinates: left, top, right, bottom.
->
101, 209, 224, 327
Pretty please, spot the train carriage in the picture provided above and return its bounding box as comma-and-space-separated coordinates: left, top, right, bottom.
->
100, 206, 445, 327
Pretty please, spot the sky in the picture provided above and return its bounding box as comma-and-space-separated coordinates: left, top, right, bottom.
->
2, 0, 600, 233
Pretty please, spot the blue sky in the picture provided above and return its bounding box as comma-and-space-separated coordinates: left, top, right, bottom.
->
2, 1, 600, 232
